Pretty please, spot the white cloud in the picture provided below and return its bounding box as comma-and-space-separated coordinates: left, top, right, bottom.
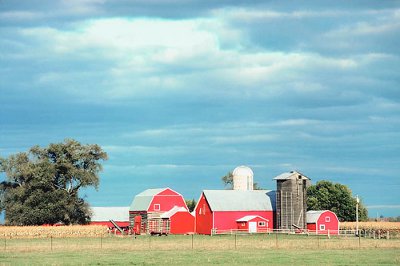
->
12, 17, 369, 102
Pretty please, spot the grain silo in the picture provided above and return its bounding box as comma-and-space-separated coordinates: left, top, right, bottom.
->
232, 165, 254, 191
274, 171, 310, 230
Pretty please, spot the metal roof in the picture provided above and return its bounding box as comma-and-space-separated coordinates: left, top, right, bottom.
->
273, 171, 310, 180
236, 215, 269, 222
202, 190, 276, 211
160, 206, 188, 219
129, 188, 168, 211
91, 207, 129, 222
306, 210, 326, 223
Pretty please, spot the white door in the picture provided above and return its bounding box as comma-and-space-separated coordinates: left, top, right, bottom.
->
249, 222, 257, 233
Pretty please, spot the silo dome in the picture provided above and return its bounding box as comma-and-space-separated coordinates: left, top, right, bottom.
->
232, 165, 254, 191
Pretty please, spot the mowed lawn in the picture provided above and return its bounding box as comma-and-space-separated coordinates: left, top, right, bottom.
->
0, 234, 399, 265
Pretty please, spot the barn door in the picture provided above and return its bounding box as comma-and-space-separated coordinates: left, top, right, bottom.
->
249, 222, 257, 233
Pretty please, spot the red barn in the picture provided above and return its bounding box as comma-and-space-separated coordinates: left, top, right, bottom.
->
306, 210, 339, 235
195, 190, 276, 234
129, 188, 192, 234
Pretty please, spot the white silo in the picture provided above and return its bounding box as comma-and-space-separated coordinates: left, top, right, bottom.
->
232, 166, 254, 191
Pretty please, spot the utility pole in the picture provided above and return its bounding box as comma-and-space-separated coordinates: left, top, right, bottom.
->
356, 195, 359, 236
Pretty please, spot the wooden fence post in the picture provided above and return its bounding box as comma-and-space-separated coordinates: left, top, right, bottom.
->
234, 233, 237, 250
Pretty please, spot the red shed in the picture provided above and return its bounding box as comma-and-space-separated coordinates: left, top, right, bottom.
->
236, 215, 270, 233
306, 210, 339, 235
195, 190, 275, 234
160, 206, 195, 234
129, 188, 190, 234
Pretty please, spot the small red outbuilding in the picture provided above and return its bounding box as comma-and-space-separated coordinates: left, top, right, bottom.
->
236, 215, 270, 233
306, 210, 339, 235
160, 206, 195, 234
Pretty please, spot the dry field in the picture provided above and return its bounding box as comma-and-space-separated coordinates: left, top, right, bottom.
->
0, 225, 108, 238
340, 221, 400, 238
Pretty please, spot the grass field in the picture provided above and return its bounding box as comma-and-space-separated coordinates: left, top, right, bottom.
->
1, 248, 399, 265
0, 234, 399, 265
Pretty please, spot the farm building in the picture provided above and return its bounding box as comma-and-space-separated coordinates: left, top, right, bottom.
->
195, 189, 276, 234
275, 171, 311, 230
90, 207, 130, 228
129, 188, 193, 234
236, 215, 270, 233
160, 206, 195, 234
306, 210, 339, 235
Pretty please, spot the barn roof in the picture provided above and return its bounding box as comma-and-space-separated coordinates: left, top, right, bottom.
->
306, 210, 326, 223
91, 207, 129, 222
129, 188, 168, 211
236, 215, 269, 222
202, 190, 276, 211
160, 206, 189, 219
273, 171, 310, 180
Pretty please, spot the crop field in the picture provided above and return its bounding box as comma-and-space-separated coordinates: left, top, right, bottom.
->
0, 228, 400, 265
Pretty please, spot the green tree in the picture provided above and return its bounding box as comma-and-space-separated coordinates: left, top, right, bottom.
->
185, 198, 197, 212
0, 139, 107, 225
307, 180, 368, 222
221, 171, 262, 190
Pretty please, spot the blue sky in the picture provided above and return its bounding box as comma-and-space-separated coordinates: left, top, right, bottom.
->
1, 1, 399, 218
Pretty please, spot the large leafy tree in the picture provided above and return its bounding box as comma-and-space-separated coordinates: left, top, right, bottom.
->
0, 139, 107, 225
307, 180, 368, 222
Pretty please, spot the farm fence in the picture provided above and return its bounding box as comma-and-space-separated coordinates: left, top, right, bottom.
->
1, 230, 399, 252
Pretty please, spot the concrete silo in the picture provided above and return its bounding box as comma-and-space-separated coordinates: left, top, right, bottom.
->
232, 166, 254, 191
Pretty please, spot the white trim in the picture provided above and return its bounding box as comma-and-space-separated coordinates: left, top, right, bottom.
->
154, 204, 160, 211
212, 211, 215, 232
319, 224, 325, 231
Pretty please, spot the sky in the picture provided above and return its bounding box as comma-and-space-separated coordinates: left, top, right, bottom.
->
0, 0, 399, 218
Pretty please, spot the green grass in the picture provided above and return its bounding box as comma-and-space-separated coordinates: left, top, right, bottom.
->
0, 234, 399, 265
1, 249, 399, 265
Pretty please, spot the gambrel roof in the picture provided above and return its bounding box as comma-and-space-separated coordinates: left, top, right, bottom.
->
129, 188, 169, 211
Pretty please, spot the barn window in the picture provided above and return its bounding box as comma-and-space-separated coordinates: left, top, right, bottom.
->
325, 216, 330, 222
154, 204, 160, 211
258, 221, 266, 227
319, 224, 325, 230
